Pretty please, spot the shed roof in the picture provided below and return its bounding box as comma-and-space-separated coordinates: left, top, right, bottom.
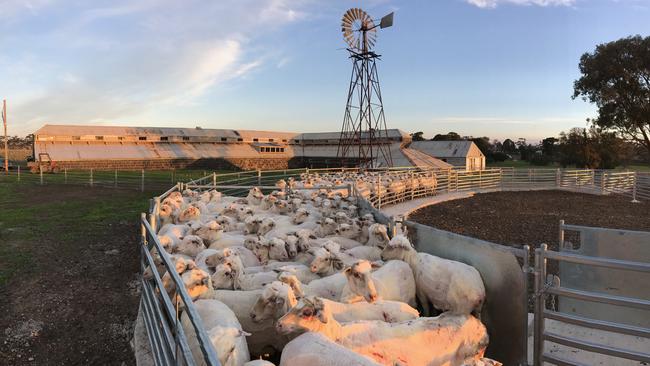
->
298, 129, 410, 140
409, 140, 483, 158
34, 124, 298, 139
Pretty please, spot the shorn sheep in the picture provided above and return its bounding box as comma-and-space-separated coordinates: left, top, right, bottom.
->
146, 169, 497, 365
276, 297, 489, 366
381, 235, 486, 317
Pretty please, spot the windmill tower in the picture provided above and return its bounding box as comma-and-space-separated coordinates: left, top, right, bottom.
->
337, 8, 394, 168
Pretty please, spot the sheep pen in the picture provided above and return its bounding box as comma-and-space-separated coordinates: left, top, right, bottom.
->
142, 171, 505, 366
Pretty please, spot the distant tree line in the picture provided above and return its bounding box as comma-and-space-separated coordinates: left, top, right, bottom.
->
0, 134, 33, 149
409, 129, 645, 169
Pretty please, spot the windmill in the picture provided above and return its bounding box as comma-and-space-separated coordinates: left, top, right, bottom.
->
337, 8, 394, 168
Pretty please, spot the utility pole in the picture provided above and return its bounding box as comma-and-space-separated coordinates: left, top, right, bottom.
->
2, 100, 7, 173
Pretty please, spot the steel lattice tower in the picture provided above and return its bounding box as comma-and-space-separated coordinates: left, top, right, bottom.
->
336, 8, 394, 168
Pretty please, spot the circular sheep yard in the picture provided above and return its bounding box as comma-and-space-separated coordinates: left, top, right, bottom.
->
408, 190, 650, 253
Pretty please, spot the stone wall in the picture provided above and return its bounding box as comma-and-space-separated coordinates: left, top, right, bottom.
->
46, 156, 358, 171
50, 157, 304, 171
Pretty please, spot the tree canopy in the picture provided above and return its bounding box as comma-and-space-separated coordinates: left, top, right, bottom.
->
573, 35, 650, 158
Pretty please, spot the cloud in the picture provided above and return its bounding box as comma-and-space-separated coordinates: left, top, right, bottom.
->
465, 0, 576, 8
2, 0, 308, 134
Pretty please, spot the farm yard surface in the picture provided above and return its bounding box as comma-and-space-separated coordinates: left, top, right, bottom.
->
0, 182, 152, 365
409, 190, 650, 253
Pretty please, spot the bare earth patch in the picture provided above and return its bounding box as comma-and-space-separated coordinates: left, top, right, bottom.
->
0, 184, 148, 365
409, 190, 650, 252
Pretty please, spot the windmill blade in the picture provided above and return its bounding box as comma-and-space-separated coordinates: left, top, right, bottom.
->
380, 12, 394, 28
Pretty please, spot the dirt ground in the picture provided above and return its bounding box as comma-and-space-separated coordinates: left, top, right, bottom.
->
409, 190, 650, 252
0, 183, 151, 365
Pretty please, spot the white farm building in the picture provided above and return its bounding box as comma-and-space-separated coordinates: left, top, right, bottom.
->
33, 124, 457, 171
409, 140, 486, 171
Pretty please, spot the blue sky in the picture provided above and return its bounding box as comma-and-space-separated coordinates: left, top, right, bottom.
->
1, 0, 649, 142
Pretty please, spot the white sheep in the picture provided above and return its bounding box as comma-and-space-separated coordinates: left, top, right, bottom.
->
340, 260, 416, 307
278, 272, 347, 301
276, 297, 489, 366
210, 283, 294, 358
181, 299, 250, 366
381, 235, 486, 316
279, 332, 380, 366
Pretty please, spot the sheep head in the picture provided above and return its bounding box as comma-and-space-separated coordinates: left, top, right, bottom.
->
250, 281, 297, 323
381, 235, 414, 261
276, 297, 331, 335
343, 260, 379, 303
177, 206, 201, 223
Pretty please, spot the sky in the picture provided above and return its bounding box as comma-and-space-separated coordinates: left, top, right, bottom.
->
1, 0, 649, 142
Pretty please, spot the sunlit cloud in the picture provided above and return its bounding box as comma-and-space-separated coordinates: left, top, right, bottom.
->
1, 0, 309, 133
465, 0, 576, 8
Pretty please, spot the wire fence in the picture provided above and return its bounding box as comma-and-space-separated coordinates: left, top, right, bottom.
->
0, 168, 220, 191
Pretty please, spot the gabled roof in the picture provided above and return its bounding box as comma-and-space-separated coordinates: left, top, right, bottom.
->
409, 140, 483, 158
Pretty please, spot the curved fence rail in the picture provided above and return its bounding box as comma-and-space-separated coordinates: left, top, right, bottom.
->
139, 166, 648, 366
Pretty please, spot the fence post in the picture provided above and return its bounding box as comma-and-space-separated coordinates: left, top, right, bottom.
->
39, 164, 43, 185
64, 168, 67, 184
152, 197, 161, 232
141, 169, 145, 192
347, 183, 352, 198
257, 170, 261, 186
140, 213, 147, 246
632, 173, 639, 203
89, 169, 93, 187
17, 166, 20, 182
212, 172, 216, 187
558, 220, 565, 249
555, 168, 560, 188
114, 169, 118, 188
522, 244, 531, 364
601, 172, 606, 195
533, 243, 547, 366
171, 169, 175, 184
410, 170, 415, 200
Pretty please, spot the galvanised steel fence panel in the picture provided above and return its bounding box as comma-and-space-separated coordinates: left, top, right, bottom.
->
533, 244, 650, 366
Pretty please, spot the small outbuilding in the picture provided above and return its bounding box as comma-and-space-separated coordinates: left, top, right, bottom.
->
409, 140, 485, 171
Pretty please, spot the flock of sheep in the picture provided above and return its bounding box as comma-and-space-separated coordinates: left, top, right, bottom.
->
145, 172, 500, 366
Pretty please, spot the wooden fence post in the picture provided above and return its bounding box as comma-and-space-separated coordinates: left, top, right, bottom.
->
257, 170, 261, 186
17, 166, 20, 182
114, 169, 118, 188
212, 172, 216, 187
39, 165, 43, 185
141, 169, 145, 192
64, 168, 67, 184
90, 169, 93, 187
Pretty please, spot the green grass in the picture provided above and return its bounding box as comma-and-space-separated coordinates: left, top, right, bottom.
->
487, 160, 650, 171
0, 182, 155, 286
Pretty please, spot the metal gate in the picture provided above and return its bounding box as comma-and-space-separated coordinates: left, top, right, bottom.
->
533, 243, 650, 365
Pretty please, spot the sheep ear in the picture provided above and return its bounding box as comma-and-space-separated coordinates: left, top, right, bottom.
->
315, 306, 328, 324
370, 261, 382, 269
343, 267, 352, 275
333, 259, 344, 270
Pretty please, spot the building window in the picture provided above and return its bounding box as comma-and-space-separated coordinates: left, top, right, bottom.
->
282, 139, 287, 143
268, 138, 274, 142
95, 136, 104, 140
237, 138, 243, 142
139, 136, 147, 141
221, 137, 227, 142
160, 136, 169, 141
182, 136, 190, 141
117, 136, 124, 141
294, 139, 299, 143
253, 138, 259, 142
72, 136, 80, 141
